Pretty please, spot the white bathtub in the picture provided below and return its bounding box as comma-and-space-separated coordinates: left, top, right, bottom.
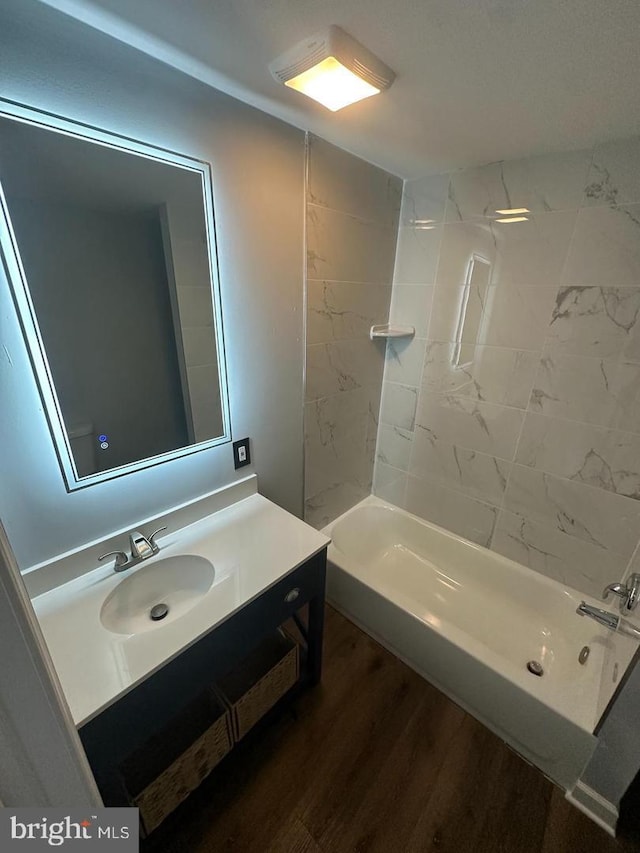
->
324, 496, 613, 790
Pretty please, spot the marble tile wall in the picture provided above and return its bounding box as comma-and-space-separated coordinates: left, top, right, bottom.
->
304, 136, 402, 528
373, 137, 640, 598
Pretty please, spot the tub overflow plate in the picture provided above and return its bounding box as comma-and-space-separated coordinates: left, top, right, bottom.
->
150, 603, 169, 622
526, 660, 544, 677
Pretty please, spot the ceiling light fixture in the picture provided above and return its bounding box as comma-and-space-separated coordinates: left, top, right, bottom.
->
269, 25, 395, 112
495, 216, 529, 223
495, 208, 530, 215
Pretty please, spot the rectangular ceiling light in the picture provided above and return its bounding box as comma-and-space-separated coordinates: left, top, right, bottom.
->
495, 207, 530, 215
269, 26, 395, 112
495, 216, 529, 223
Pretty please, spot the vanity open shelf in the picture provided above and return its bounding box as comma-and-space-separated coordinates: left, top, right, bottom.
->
79, 548, 326, 833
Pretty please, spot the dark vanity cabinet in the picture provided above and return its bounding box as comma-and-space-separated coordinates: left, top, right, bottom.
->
79, 548, 327, 824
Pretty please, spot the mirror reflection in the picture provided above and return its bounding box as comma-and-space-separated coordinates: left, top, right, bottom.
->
0, 112, 229, 487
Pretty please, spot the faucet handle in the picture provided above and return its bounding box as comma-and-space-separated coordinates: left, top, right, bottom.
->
148, 526, 167, 553
603, 582, 628, 601
626, 573, 640, 611
98, 550, 128, 569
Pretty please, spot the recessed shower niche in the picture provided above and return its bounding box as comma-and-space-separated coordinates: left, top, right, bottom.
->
0, 102, 230, 490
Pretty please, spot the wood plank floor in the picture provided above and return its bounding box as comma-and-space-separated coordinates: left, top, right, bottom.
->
143, 606, 640, 853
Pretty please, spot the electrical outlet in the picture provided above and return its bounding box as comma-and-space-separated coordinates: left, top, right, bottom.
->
233, 437, 251, 469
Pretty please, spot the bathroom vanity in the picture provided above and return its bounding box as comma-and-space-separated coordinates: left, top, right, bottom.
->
29, 481, 329, 815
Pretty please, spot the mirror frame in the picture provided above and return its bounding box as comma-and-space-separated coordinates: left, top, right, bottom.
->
0, 99, 231, 491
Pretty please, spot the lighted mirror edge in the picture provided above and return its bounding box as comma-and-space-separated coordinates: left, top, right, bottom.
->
0, 98, 232, 492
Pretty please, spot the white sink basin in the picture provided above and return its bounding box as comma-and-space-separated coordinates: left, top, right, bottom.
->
100, 555, 215, 635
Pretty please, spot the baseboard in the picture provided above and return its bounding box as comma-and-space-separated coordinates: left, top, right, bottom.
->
566, 781, 618, 836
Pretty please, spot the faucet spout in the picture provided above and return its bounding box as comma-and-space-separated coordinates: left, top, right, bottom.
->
576, 602, 619, 631
129, 531, 154, 561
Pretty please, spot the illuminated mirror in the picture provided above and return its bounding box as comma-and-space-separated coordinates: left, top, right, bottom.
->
0, 102, 230, 490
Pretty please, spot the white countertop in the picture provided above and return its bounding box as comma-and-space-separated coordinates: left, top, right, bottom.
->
32, 493, 329, 727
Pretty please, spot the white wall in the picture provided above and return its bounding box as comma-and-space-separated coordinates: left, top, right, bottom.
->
0, 0, 305, 568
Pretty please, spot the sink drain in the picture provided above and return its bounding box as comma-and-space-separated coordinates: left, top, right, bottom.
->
526, 660, 544, 677
150, 603, 169, 622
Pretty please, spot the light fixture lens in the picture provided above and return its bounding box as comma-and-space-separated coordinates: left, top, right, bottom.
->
495, 216, 529, 223
495, 208, 530, 215
284, 56, 381, 111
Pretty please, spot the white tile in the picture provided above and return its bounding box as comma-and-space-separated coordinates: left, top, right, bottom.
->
409, 432, 510, 505
305, 388, 371, 449
545, 286, 640, 359
306, 339, 385, 401
389, 284, 433, 337
373, 461, 408, 506
304, 386, 381, 501
307, 135, 402, 225
488, 211, 575, 287
436, 220, 496, 286
404, 474, 498, 547
307, 281, 391, 344
379, 382, 418, 430
478, 285, 557, 349
446, 152, 591, 222
585, 137, 640, 207
515, 412, 640, 500
401, 173, 450, 225
503, 464, 640, 556
304, 481, 369, 529
467, 347, 540, 409
422, 342, 539, 409
421, 342, 476, 396
436, 212, 574, 288
377, 423, 414, 470
384, 337, 426, 386
530, 354, 640, 433
307, 204, 397, 284
429, 284, 556, 350
446, 159, 530, 222
492, 510, 628, 598
526, 149, 593, 212
563, 204, 640, 287
393, 225, 443, 284
415, 393, 524, 459
429, 282, 489, 343
304, 426, 370, 500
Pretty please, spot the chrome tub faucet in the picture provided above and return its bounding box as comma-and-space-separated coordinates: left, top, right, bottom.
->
603, 573, 640, 612
576, 602, 619, 631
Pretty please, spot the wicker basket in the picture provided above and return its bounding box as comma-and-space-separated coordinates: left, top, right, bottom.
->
216, 630, 299, 741
120, 691, 232, 836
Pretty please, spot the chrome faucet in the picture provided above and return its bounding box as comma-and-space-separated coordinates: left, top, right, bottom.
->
603, 573, 640, 612
129, 530, 155, 561
98, 526, 167, 572
576, 602, 619, 631
577, 601, 640, 640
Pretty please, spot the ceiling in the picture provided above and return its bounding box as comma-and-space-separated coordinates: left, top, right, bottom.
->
38, 0, 640, 179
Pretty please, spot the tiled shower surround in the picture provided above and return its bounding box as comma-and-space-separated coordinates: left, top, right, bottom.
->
374, 137, 640, 598
304, 137, 402, 527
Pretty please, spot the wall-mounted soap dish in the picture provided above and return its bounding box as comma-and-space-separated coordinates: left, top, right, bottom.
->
370, 324, 416, 340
